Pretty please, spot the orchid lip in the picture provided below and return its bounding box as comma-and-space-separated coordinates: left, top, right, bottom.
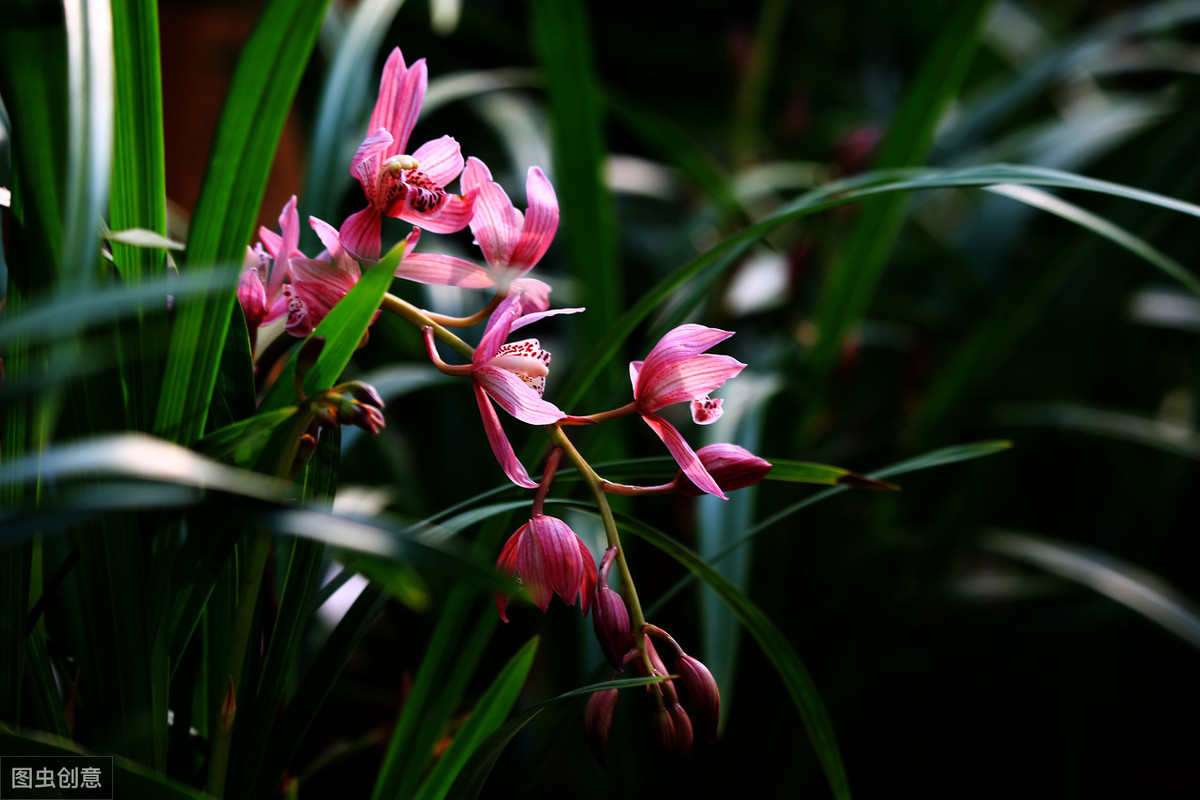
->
488, 354, 549, 377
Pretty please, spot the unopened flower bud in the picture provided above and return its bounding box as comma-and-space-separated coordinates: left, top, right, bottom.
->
592, 587, 633, 670
666, 702, 694, 762
584, 688, 619, 768
652, 702, 676, 758
675, 653, 720, 744
673, 443, 772, 497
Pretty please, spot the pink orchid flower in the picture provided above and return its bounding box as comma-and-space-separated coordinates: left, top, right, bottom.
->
339, 48, 475, 262
468, 295, 583, 488
630, 325, 746, 499
495, 513, 597, 622
283, 217, 419, 337
397, 157, 558, 311
238, 196, 301, 330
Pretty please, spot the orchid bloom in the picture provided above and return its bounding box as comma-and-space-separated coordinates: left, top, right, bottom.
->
237, 196, 300, 330
339, 48, 475, 262
495, 513, 597, 622
630, 325, 746, 499
397, 157, 558, 311
283, 218, 419, 337
466, 295, 582, 488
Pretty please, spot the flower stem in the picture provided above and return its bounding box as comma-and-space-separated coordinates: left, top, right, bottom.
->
546, 424, 648, 634
381, 293, 474, 360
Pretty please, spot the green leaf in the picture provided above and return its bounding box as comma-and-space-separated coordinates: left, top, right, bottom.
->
302, 0, 408, 228
768, 461, 899, 490
983, 183, 1200, 296
0, 725, 211, 799
412, 637, 539, 800
529, 0, 621, 396
155, 0, 332, 445
259, 243, 408, 413
604, 509, 852, 800
62, 0, 113, 289
445, 675, 668, 800
560, 162, 1200, 408
981, 530, 1200, 650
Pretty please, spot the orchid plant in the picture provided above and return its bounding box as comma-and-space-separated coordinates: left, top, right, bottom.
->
237, 47, 768, 761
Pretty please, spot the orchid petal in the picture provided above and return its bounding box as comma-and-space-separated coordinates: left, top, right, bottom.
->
369, 49, 427, 157
470, 180, 523, 268
397, 191, 475, 235
475, 366, 566, 425
510, 277, 552, 313
461, 156, 493, 195
350, 129, 393, 199
640, 412, 727, 499
473, 382, 538, 489
395, 253, 495, 288
508, 305, 584, 334
576, 535, 597, 615
508, 167, 559, 270
411, 136, 464, 187
338, 206, 383, 263
476, 295, 523, 364
520, 515, 586, 612
237, 266, 268, 328
636, 353, 745, 412
309, 216, 358, 273
495, 526, 523, 622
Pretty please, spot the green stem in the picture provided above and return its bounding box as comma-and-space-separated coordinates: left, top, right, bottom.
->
546, 425, 647, 634
380, 293, 475, 360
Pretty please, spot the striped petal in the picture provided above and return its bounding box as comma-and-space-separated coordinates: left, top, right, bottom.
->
473, 382, 538, 489
474, 366, 566, 425
636, 353, 745, 412
640, 412, 727, 500
411, 136, 464, 188
508, 167, 559, 271
369, 48, 427, 157
396, 252, 495, 288
338, 206, 383, 263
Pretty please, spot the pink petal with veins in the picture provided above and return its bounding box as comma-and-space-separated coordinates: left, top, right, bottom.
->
397, 190, 475, 235
338, 206, 383, 263
369, 49, 426, 157
350, 129, 393, 199
471, 179, 523, 267
396, 252, 494, 288
462, 156, 493, 195
411, 136, 464, 187
473, 382, 538, 489
474, 366, 566, 425
636, 353, 745, 412
640, 412, 727, 499
508, 167, 559, 270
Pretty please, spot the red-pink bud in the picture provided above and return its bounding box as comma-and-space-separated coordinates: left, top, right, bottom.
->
584, 688, 619, 768
675, 653, 720, 744
593, 587, 633, 670
667, 702, 694, 762
652, 702, 676, 757
673, 444, 772, 497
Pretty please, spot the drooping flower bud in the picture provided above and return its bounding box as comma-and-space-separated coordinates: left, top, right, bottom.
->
666, 702, 694, 762
584, 688, 619, 768
675, 653, 721, 744
593, 548, 634, 670
672, 443, 772, 497
593, 588, 632, 670
651, 702, 676, 758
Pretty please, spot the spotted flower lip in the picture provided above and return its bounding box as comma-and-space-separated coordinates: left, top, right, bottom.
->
339, 48, 475, 262
630, 324, 746, 499
396, 157, 559, 311
495, 513, 597, 621
470, 295, 583, 488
